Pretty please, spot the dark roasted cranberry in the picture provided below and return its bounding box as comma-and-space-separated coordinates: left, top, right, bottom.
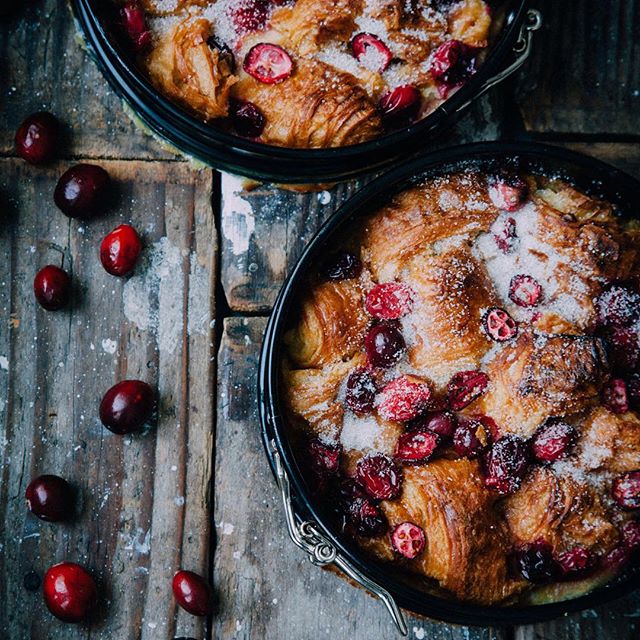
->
229, 0, 269, 34
607, 325, 640, 373
207, 37, 236, 70
493, 216, 517, 253
482, 435, 529, 495
54, 164, 110, 219
364, 324, 406, 369
488, 173, 528, 211
99, 380, 154, 435
452, 417, 487, 459
356, 454, 403, 500
34, 265, 71, 311
515, 541, 560, 583
25, 475, 74, 522
509, 274, 542, 307
411, 411, 456, 440
379, 85, 421, 124
556, 547, 596, 577
483, 307, 518, 342
429, 40, 478, 96
121, 1, 151, 51
172, 570, 213, 616
346, 496, 388, 536
15, 112, 59, 164
230, 99, 265, 138
100, 224, 142, 277
345, 367, 377, 414
391, 522, 426, 559
308, 439, 341, 476
351, 32, 393, 72
603, 545, 631, 570
596, 285, 640, 328
531, 420, 576, 462
43, 562, 98, 623
612, 471, 640, 509
394, 429, 439, 464
378, 375, 431, 422
602, 378, 630, 414
447, 370, 489, 410
365, 282, 414, 320
320, 251, 362, 281
622, 520, 640, 551
244, 43, 292, 84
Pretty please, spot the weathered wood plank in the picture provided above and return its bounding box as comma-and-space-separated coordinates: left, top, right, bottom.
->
213, 317, 509, 640
517, 0, 640, 136
0, 158, 215, 639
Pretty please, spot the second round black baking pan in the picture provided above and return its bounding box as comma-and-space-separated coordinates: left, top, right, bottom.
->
258, 141, 640, 631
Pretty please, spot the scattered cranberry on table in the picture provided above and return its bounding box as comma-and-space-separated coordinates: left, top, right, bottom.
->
99, 380, 154, 435
25, 474, 74, 522
15, 111, 59, 165
33, 265, 71, 311
43, 562, 98, 623
100, 224, 142, 277
172, 570, 214, 617
54, 163, 110, 219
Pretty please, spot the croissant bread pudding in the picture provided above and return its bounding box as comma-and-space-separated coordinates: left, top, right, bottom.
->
115, 0, 503, 148
280, 169, 640, 605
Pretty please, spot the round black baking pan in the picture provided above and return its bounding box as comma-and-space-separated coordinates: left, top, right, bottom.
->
71, 0, 533, 184
259, 141, 640, 626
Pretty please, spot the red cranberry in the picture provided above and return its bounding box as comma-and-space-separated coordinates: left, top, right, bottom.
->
229, 0, 269, 34
509, 274, 542, 308
121, 1, 151, 51
556, 547, 596, 577
602, 378, 630, 414
345, 495, 388, 537
612, 471, 640, 509
43, 562, 97, 623
482, 435, 529, 495
596, 285, 640, 328
476, 414, 501, 441
100, 224, 142, 277
621, 520, 640, 550
25, 475, 74, 522
452, 417, 486, 459
243, 43, 292, 84
365, 282, 414, 320
308, 439, 341, 476
54, 164, 110, 219
514, 540, 560, 583
607, 325, 640, 373
15, 112, 59, 164
350, 32, 393, 72
483, 307, 518, 342
230, 99, 266, 138
345, 367, 377, 414
411, 411, 457, 440
429, 40, 478, 96
364, 324, 406, 369
488, 174, 528, 211
378, 375, 431, 422
379, 85, 421, 123
394, 429, 439, 464
99, 380, 154, 435
603, 545, 631, 570
391, 522, 426, 559
493, 216, 517, 253
172, 570, 213, 616
531, 420, 576, 462
447, 370, 489, 410
356, 454, 403, 501
320, 251, 362, 281
34, 265, 71, 311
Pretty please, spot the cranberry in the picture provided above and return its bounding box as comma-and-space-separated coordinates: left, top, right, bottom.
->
411, 411, 456, 440
607, 325, 640, 373
556, 547, 596, 577
99, 380, 154, 435
207, 37, 236, 71
476, 414, 501, 441
350, 32, 393, 72
488, 174, 528, 211
482, 435, 529, 495
377, 375, 431, 422
54, 164, 110, 219
345, 367, 377, 414
394, 429, 439, 464
365, 282, 414, 320
121, 1, 151, 52
621, 520, 640, 550
308, 439, 341, 476
379, 85, 421, 124
364, 324, 406, 369
43, 562, 98, 623
100, 224, 142, 277
345, 495, 388, 537
15, 111, 59, 164
33, 265, 71, 311
447, 370, 489, 410
602, 378, 630, 414
25, 475, 74, 522
230, 99, 266, 138
429, 40, 478, 97
596, 285, 640, 328
229, 0, 269, 34
320, 251, 362, 281
243, 43, 293, 84
483, 307, 518, 342
509, 274, 542, 308
391, 522, 426, 559
492, 216, 517, 253
514, 541, 560, 584
612, 471, 640, 509
531, 420, 576, 462
356, 454, 403, 501
172, 570, 213, 616
603, 545, 631, 570
452, 417, 486, 459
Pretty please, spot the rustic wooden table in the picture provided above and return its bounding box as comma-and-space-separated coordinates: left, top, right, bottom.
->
1, 1, 639, 639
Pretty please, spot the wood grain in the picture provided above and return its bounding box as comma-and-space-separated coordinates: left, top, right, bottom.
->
0, 159, 215, 639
